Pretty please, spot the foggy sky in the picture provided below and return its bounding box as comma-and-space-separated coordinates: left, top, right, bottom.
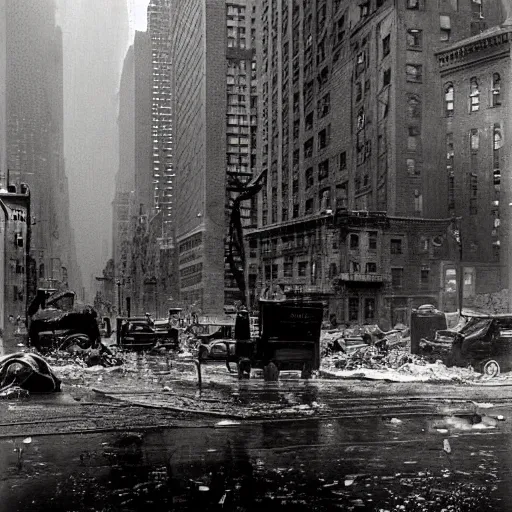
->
56, 0, 131, 297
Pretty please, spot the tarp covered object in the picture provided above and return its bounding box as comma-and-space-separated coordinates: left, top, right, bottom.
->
0, 352, 61, 393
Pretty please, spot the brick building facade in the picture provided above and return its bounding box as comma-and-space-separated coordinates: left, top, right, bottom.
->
247, 0, 507, 325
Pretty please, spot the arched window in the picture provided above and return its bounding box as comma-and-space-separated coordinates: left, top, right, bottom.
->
444, 83, 454, 117
492, 73, 501, 107
407, 95, 421, 118
470, 77, 480, 112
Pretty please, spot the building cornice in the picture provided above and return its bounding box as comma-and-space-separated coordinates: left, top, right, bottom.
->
436, 26, 512, 71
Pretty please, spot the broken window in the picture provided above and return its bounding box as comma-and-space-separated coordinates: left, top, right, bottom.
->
339, 151, 347, 171
364, 298, 376, 321
305, 198, 314, 215
445, 82, 454, 116
298, 261, 308, 277
305, 111, 314, 131
317, 93, 330, 118
492, 73, 501, 107
350, 234, 359, 249
407, 29, 422, 49
440, 15, 451, 41
336, 182, 348, 210
406, 64, 422, 83
407, 0, 419, 9
470, 77, 480, 112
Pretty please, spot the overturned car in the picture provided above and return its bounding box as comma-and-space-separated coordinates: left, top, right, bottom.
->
27, 289, 104, 352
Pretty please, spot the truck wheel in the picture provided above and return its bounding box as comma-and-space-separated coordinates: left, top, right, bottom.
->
238, 358, 251, 379
301, 362, 313, 379
263, 362, 279, 381
481, 359, 500, 378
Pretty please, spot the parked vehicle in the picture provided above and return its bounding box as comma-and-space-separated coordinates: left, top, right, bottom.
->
448, 313, 512, 377
195, 318, 236, 361
230, 299, 324, 380
116, 316, 179, 350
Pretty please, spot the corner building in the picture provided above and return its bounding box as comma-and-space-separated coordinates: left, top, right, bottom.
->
170, 0, 257, 315
248, 0, 506, 328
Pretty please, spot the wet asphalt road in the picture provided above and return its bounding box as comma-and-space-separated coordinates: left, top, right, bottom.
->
3, 336, 512, 510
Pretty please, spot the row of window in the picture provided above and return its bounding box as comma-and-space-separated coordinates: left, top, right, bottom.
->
445, 74, 501, 116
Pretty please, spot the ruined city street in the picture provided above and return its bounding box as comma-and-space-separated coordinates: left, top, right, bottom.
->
2, 348, 512, 511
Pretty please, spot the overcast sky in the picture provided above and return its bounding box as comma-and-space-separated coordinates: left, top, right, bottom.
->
56, 0, 149, 297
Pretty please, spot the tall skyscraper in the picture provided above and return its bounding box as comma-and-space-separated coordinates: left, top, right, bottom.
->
170, 0, 257, 315
6, 0, 81, 298
249, 0, 506, 327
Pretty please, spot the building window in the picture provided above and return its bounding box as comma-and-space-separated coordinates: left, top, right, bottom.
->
390, 238, 402, 254
336, 182, 348, 210
414, 189, 423, 215
366, 262, 377, 273
470, 77, 480, 112
440, 15, 451, 41
305, 198, 314, 215
406, 29, 422, 49
348, 297, 359, 321
364, 298, 376, 321
382, 34, 390, 58
318, 125, 331, 150
369, 231, 378, 250
356, 82, 362, 102
470, 128, 479, 152
471, 0, 483, 19
445, 82, 454, 116
391, 268, 404, 288
305, 111, 314, 131
298, 261, 308, 277
304, 137, 314, 159
407, 126, 420, 151
319, 159, 329, 180
492, 73, 501, 107
407, 95, 421, 118
420, 267, 430, 287
317, 93, 330, 118
383, 68, 391, 87
407, 0, 420, 9
406, 64, 422, 83
469, 173, 478, 214
407, 158, 419, 176
284, 259, 293, 278
350, 234, 359, 249
306, 167, 314, 189
339, 151, 347, 171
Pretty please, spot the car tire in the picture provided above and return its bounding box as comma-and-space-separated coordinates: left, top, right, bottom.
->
263, 362, 279, 382
238, 358, 251, 379
198, 347, 209, 362
481, 359, 501, 378
60, 333, 93, 351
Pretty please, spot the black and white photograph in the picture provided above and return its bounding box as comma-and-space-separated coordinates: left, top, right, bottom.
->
1, 0, 512, 510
